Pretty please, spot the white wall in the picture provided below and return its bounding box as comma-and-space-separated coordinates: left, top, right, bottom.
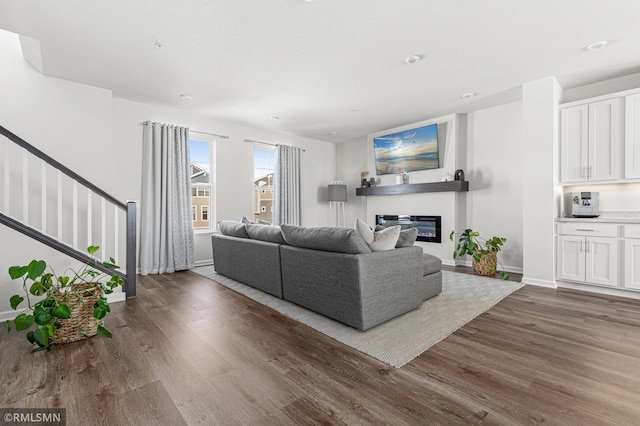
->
113, 98, 336, 266
336, 114, 466, 264
521, 77, 562, 287
335, 136, 367, 226
0, 29, 124, 319
466, 101, 524, 272
0, 29, 335, 318
337, 107, 525, 272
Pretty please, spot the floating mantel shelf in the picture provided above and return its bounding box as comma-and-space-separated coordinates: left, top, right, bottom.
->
355, 180, 469, 196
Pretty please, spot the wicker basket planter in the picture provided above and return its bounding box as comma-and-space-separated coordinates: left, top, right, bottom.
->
472, 251, 497, 277
6, 245, 124, 352
52, 284, 103, 344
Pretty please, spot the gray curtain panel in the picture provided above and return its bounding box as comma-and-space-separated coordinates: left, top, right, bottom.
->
140, 122, 195, 274
274, 144, 303, 225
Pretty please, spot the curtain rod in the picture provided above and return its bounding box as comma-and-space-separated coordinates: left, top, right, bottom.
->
243, 139, 306, 152
140, 121, 229, 139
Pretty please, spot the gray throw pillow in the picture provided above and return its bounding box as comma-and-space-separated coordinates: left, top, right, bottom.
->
256, 219, 272, 225
241, 216, 254, 224
396, 228, 419, 247
218, 220, 249, 238
355, 218, 400, 251
281, 224, 371, 254
375, 225, 418, 248
245, 223, 286, 244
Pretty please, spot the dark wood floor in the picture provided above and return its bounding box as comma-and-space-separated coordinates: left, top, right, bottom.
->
1, 269, 640, 425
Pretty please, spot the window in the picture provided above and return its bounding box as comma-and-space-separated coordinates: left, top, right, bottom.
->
189, 134, 215, 230
253, 145, 275, 223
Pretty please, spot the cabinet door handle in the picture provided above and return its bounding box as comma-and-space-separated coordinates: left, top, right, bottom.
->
589, 165, 592, 179
580, 240, 583, 253
576, 229, 594, 232
585, 239, 590, 253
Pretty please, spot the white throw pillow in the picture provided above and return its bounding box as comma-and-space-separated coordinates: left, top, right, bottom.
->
354, 218, 400, 252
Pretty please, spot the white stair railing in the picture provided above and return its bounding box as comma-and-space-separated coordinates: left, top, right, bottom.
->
0, 125, 136, 298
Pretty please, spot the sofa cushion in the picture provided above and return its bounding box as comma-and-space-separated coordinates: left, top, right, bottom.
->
218, 220, 249, 238
396, 228, 419, 247
355, 218, 400, 252
422, 253, 442, 276
375, 225, 419, 248
281, 224, 371, 254
245, 223, 286, 244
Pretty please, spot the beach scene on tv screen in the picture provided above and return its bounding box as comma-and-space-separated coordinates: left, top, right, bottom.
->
373, 123, 439, 175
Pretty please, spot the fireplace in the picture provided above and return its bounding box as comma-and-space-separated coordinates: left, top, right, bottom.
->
375, 215, 442, 243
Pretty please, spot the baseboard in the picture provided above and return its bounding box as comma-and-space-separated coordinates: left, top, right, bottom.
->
193, 259, 214, 267
107, 291, 126, 304
0, 309, 16, 322
557, 280, 640, 300
0, 290, 127, 323
452, 259, 523, 274
521, 277, 557, 288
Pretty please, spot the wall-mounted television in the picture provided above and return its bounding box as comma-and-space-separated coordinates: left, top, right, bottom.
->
373, 123, 439, 175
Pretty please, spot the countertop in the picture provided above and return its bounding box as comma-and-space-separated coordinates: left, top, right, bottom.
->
556, 211, 640, 224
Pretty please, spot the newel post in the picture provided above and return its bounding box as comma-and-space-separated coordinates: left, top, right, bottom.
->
125, 201, 137, 299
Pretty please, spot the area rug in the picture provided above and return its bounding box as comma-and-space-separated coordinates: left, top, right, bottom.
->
191, 265, 524, 368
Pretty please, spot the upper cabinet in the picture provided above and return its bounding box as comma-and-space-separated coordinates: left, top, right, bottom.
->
625, 93, 640, 179
560, 98, 621, 183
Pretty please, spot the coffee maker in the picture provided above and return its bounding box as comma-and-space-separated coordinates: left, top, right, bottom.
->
564, 192, 600, 218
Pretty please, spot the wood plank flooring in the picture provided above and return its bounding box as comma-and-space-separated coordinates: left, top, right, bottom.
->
1, 269, 640, 425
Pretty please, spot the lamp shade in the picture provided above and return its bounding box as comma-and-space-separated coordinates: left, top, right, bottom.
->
328, 183, 347, 203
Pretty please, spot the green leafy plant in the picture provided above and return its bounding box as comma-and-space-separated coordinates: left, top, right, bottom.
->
449, 229, 509, 280
6, 246, 124, 352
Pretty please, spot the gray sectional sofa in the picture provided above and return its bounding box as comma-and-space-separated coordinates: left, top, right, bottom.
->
211, 221, 442, 331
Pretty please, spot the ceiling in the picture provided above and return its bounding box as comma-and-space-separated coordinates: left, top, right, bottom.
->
1, 0, 640, 143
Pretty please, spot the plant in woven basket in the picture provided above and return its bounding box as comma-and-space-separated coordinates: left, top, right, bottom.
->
450, 229, 509, 280
5, 246, 124, 352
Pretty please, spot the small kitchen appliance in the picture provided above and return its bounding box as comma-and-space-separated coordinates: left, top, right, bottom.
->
564, 192, 600, 218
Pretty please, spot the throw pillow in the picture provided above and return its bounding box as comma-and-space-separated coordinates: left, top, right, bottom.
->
256, 219, 272, 225
280, 224, 371, 254
218, 220, 250, 238
245, 223, 286, 244
241, 216, 254, 224
355, 218, 401, 252
375, 225, 418, 248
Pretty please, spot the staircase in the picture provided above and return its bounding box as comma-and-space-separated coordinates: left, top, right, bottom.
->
0, 125, 136, 298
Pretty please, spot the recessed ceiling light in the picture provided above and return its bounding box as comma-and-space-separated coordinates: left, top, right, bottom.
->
179, 94, 191, 100
404, 55, 421, 65
586, 40, 608, 51
154, 42, 164, 49
270, 116, 280, 121
461, 92, 475, 99
329, 131, 338, 135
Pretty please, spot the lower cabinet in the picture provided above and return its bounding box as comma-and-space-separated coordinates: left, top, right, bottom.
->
557, 234, 618, 287
624, 225, 640, 290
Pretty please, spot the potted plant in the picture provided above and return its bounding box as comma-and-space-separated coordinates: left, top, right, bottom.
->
5, 246, 124, 352
450, 229, 509, 280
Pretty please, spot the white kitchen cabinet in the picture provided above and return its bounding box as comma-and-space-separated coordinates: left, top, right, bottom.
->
560, 98, 621, 183
585, 237, 618, 287
625, 93, 640, 179
624, 225, 640, 290
557, 235, 586, 282
556, 223, 619, 287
